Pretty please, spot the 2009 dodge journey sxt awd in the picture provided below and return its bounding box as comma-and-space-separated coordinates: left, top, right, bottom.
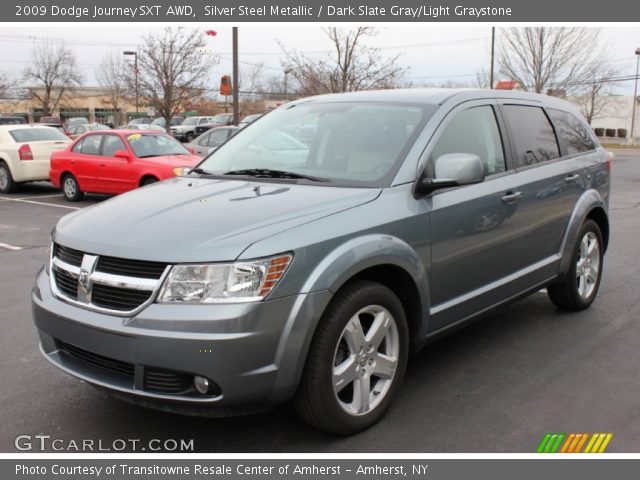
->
32, 89, 610, 434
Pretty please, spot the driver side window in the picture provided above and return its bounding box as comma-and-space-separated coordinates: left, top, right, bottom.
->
432, 106, 506, 176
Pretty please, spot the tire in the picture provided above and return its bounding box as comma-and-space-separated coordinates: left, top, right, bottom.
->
141, 177, 158, 186
294, 280, 409, 435
0, 161, 17, 193
548, 219, 604, 311
61, 174, 84, 202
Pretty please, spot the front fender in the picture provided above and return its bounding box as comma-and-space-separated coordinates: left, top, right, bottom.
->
269, 235, 429, 402
558, 188, 608, 276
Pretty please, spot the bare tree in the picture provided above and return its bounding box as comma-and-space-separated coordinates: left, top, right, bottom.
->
574, 66, 619, 124
97, 53, 129, 126
0, 72, 15, 99
279, 27, 407, 95
23, 40, 82, 116
132, 28, 217, 132
498, 28, 603, 94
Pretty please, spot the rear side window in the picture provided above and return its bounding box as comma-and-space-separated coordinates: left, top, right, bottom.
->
432, 105, 506, 176
502, 105, 560, 167
9, 128, 68, 142
77, 135, 102, 155
547, 109, 595, 155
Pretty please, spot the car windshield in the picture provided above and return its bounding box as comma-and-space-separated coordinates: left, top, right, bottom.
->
212, 114, 230, 123
88, 124, 109, 131
10, 128, 69, 142
198, 102, 432, 187
241, 114, 261, 124
182, 117, 198, 126
126, 133, 190, 158
130, 118, 149, 125
151, 118, 165, 126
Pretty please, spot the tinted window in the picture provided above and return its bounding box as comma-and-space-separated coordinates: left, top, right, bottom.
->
80, 135, 102, 155
9, 128, 69, 142
503, 105, 560, 167
102, 135, 126, 157
126, 133, 189, 157
209, 129, 228, 147
72, 138, 84, 153
432, 105, 506, 176
547, 109, 595, 155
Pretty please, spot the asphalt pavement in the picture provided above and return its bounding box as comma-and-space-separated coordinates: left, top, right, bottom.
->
1, 150, 639, 452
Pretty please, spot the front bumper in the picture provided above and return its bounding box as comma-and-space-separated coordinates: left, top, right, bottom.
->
31, 266, 332, 411
170, 130, 190, 141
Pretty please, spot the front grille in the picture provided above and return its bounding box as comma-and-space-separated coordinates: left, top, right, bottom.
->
55, 339, 135, 379
54, 244, 83, 266
96, 256, 167, 279
91, 284, 153, 312
53, 267, 78, 299
51, 243, 166, 314
144, 368, 193, 394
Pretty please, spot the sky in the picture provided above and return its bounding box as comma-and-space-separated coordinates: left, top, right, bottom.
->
0, 26, 639, 94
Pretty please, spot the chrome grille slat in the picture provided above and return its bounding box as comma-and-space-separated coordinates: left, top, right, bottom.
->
50, 243, 169, 316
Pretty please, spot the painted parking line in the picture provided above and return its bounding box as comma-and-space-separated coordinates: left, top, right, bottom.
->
0, 242, 22, 251
0, 196, 80, 210
15, 193, 64, 200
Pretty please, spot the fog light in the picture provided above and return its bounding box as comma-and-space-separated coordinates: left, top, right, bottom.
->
194, 376, 210, 394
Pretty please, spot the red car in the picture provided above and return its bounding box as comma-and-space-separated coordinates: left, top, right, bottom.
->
50, 130, 201, 201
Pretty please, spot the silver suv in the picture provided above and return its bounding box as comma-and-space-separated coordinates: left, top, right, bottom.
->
32, 89, 610, 434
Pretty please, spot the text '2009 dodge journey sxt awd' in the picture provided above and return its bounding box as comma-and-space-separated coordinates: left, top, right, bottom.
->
32, 89, 610, 434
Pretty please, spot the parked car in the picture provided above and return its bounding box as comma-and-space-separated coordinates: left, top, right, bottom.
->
39, 116, 61, 124
239, 113, 263, 128
170, 116, 217, 142
0, 125, 71, 193
188, 126, 240, 156
33, 89, 610, 435
150, 116, 185, 131
0, 116, 27, 125
128, 117, 155, 125
193, 113, 235, 137
66, 123, 111, 140
40, 123, 68, 136
117, 124, 157, 131
65, 117, 89, 128
49, 130, 201, 201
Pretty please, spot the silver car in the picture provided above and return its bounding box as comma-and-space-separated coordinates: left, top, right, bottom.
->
32, 89, 610, 434
187, 126, 240, 157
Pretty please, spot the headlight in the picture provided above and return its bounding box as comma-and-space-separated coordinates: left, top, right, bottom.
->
172, 167, 191, 176
157, 254, 292, 303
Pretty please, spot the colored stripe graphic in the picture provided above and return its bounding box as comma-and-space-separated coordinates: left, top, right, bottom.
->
538, 433, 612, 453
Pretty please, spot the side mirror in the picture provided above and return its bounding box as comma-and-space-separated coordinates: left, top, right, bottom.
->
114, 149, 131, 160
414, 153, 485, 197
186, 146, 196, 154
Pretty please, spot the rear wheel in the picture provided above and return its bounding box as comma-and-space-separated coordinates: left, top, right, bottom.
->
62, 174, 84, 202
0, 162, 17, 193
548, 219, 603, 310
294, 281, 409, 435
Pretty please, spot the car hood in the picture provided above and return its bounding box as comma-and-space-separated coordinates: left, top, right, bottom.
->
54, 177, 381, 262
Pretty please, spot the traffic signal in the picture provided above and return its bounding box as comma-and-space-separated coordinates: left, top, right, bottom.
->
220, 75, 232, 96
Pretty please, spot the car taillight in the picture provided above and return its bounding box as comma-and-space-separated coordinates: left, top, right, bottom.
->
606, 151, 614, 172
19, 144, 34, 161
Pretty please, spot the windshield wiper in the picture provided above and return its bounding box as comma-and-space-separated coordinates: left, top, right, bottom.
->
189, 167, 213, 175
223, 168, 330, 182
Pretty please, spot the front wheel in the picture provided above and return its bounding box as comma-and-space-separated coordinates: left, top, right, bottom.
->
548, 219, 604, 310
294, 281, 409, 435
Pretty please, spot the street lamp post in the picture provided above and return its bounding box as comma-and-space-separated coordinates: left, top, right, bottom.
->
123, 51, 139, 118
283, 68, 292, 101
631, 47, 640, 143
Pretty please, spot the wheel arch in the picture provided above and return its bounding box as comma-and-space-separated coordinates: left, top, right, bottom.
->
558, 189, 609, 276
139, 174, 159, 186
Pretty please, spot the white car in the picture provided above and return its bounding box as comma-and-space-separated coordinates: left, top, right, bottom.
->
0, 125, 71, 193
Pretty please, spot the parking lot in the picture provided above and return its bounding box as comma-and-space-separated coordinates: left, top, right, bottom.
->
1, 149, 639, 453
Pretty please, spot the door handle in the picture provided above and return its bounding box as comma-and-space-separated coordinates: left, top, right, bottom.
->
564, 173, 580, 183
501, 191, 522, 204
